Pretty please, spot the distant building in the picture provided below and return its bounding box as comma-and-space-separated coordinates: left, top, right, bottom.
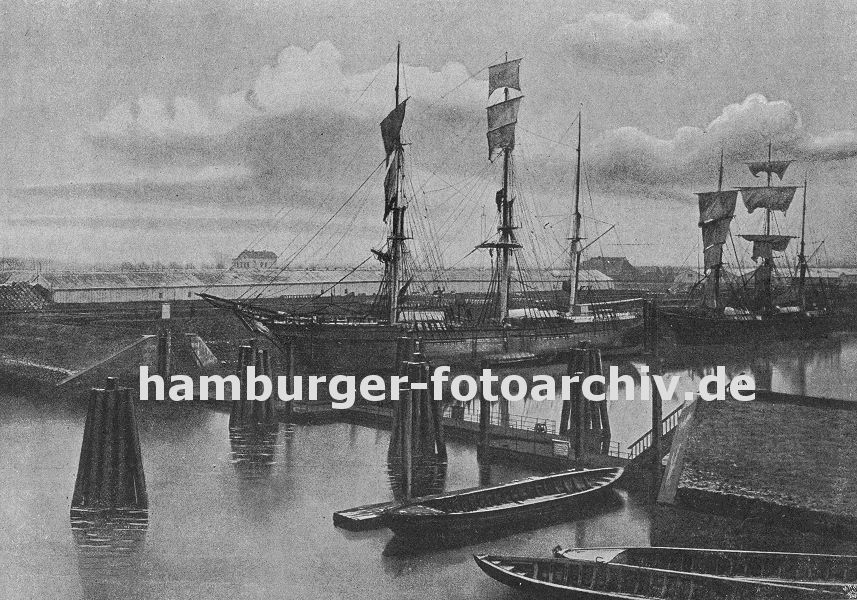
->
232, 250, 278, 270
579, 257, 639, 282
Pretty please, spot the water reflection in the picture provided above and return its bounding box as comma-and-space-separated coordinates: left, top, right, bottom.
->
452, 334, 857, 454
70, 508, 148, 600
229, 423, 290, 480
386, 453, 447, 502
662, 333, 855, 401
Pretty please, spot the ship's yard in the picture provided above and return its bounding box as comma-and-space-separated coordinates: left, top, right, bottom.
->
7, 3, 857, 598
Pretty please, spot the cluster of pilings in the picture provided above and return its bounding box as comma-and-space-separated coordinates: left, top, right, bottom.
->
642, 299, 659, 353
71, 378, 147, 512
229, 342, 281, 429
387, 339, 447, 501
559, 344, 612, 458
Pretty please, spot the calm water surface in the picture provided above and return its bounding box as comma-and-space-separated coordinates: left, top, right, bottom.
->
4, 333, 855, 598
0, 391, 650, 600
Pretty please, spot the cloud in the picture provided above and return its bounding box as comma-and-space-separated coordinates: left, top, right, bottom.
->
91, 41, 483, 152
555, 10, 692, 73
587, 94, 857, 192
13, 164, 251, 198
83, 41, 487, 196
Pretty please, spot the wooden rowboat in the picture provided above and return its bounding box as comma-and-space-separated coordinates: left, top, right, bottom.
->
382, 467, 622, 541
553, 546, 857, 591
474, 554, 840, 599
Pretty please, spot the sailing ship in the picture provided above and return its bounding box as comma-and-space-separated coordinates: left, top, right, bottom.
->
201, 48, 642, 375
659, 147, 841, 345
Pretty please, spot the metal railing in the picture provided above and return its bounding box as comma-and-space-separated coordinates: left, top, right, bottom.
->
443, 403, 557, 435
625, 404, 685, 460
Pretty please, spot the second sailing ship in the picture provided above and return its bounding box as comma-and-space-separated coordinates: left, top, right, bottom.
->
660, 147, 841, 345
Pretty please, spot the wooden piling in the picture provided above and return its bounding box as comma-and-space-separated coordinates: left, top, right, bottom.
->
156, 330, 171, 379
71, 378, 147, 511
643, 298, 659, 354
283, 341, 294, 420
258, 349, 276, 422
572, 348, 585, 460
402, 363, 414, 499
229, 345, 252, 429
651, 358, 663, 475
388, 345, 446, 500
593, 348, 610, 435
478, 358, 491, 453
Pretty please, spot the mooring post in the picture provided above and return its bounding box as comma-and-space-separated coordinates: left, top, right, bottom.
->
156, 330, 171, 380
401, 362, 413, 500
395, 336, 414, 375
156, 302, 172, 379
72, 378, 147, 511
560, 352, 574, 435
651, 357, 663, 475
595, 349, 611, 438
592, 348, 611, 453
282, 341, 294, 420
572, 347, 586, 460
644, 298, 659, 355
478, 358, 491, 456
230, 344, 252, 429
254, 348, 277, 425
429, 364, 447, 461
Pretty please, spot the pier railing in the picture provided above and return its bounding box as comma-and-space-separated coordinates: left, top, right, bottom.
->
624, 404, 684, 460
442, 403, 557, 435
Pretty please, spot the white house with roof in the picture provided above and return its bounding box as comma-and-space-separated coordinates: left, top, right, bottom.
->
231, 250, 278, 270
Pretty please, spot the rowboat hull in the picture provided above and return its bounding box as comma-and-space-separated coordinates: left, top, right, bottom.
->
553, 546, 857, 591
474, 554, 838, 599
383, 467, 623, 542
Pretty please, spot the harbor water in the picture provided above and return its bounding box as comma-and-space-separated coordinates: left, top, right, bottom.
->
3, 333, 857, 599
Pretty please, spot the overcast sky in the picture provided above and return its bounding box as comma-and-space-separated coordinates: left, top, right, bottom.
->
3, 0, 857, 269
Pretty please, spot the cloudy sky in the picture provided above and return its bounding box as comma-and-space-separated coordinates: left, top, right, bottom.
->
3, 0, 857, 269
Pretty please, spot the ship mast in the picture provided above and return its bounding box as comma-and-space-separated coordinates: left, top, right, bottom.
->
496, 53, 515, 322
497, 77, 512, 321
482, 53, 523, 323
567, 112, 582, 313
386, 43, 406, 324
760, 142, 775, 313
696, 150, 737, 313
798, 175, 808, 309
712, 149, 725, 308
737, 144, 799, 315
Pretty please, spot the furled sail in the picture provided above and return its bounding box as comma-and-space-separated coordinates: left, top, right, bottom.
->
739, 186, 798, 214
383, 156, 399, 221
703, 245, 724, 272
701, 217, 733, 269
747, 160, 791, 180
487, 96, 523, 131
697, 191, 738, 225
495, 189, 505, 212
740, 234, 793, 261
380, 100, 408, 158
487, 123, 516, 159
488, 58, 521, 97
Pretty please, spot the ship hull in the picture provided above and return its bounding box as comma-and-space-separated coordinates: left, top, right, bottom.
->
659, 309, 841, 346
267, 317, 641, 375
